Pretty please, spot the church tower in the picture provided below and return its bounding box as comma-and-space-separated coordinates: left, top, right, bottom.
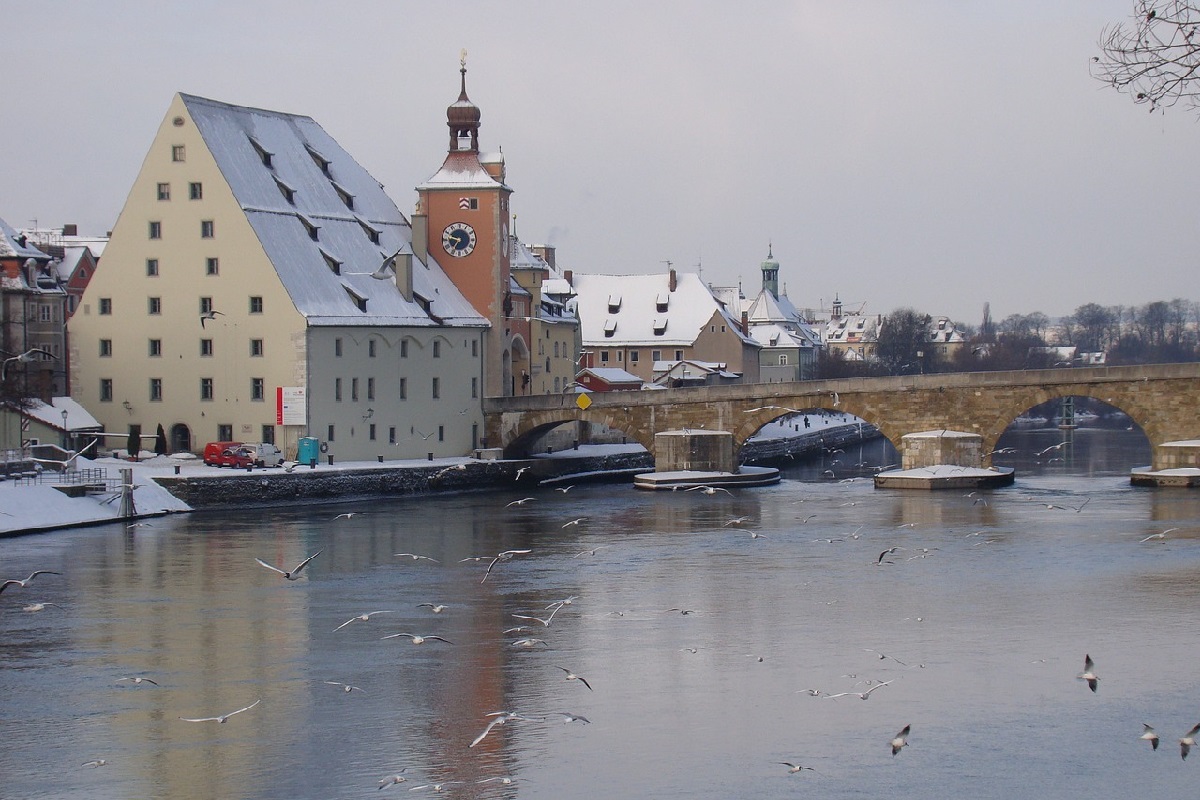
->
415, 53, 517, 397
760, 243, 779, 299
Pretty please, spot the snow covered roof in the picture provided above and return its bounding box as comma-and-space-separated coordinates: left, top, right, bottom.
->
0, 216, 50, 260
417, 151, 508, 191
182, 94, 486, 328
572, 272, 757, 347
579, 367, 644, 384
749, 322, 815, 350
23, 397, 102, 432
824, 314, 882, 344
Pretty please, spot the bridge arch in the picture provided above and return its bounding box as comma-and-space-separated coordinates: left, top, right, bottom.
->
734, 401, 898, 455
498, 408, 654, 458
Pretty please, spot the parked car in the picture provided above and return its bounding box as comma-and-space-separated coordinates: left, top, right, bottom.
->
237, 442, 285, 468
203, 441, 244, 466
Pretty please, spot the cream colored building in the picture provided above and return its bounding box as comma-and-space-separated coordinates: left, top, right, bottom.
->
510, 239, 580, 394
70, 93, 488, 461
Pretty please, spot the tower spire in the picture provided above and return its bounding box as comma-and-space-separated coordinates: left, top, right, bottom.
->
447, 49, 481, 153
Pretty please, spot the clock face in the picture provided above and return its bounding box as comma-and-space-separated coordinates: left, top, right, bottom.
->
442, 222, 477, 257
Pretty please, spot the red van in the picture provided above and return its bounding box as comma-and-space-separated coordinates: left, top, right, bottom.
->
203, 441, 245, 467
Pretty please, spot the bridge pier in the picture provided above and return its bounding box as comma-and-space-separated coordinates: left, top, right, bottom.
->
876, 430, 1014, 490
1131, 440, 1200, 486
634, 430, 779, 490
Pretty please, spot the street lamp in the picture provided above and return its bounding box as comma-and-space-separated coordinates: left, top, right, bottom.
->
61, 408, 69, 451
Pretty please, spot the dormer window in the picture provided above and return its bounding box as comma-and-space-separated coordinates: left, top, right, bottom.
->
653, 318, 668, 336
343, 284, 367, 312
305, 144, 332, 177
604, 319, 618, 338
333, 183, 355, 211
355, 216, 380, 244
607, 294, 622, 314
298, 214, 319, 241
248, 136, 273, 168
319, 249, 342, 275
273, 176, 296, 205
655, 293, 669, 313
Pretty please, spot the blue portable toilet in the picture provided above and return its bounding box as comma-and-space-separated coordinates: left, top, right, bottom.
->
297, 437, 320, 466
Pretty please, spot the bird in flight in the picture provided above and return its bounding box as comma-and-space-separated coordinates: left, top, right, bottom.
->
557, 712, 591, 724
378, 772, 408, 789
515, 466, 530, 480
555, 485, 575, 493
82, 759, 109, 768
724, 516, 751, 526
21, 602, 61, 612
890, 724, 911, 756
116, 676, 159, 687
481, 549, 533, 583
1139, 528, 1178, 543
1181, 722, 1200, 760
556, 666, 593, 690
1140, 723, 1160, 751
686, 485, 732, 495
876, 547, 904, 565
778, 762, 816, 774
562, 517, 587, 528
199, 310, 224, 328
1078, 654, 1099, 693
1036, 442, 1068, 456
394, 553, 439, 563
0, 570, 61, 593
334, 610, 396, 631
506, 497, 535, 507
380, 632, 453, 645
416, 603, 447, 613
179, 698, 261, 723
333, 512, 363, 520
824, 680, 893, 700
573, 546, 609, 558
255, 550, 322, 580
323, 681, 363, 693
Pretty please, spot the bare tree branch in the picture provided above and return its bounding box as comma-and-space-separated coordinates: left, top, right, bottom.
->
1094, 0, 1200, 113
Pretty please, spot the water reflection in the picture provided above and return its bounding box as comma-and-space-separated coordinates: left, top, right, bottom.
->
3, 426, 1199, 799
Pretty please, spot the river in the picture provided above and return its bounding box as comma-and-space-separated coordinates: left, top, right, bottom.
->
3, 423, 1200, 799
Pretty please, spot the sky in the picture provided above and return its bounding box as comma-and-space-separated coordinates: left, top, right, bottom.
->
3, 1, 1196, 326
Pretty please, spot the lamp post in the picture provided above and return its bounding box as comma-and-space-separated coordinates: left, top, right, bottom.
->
61, 408, 69, 451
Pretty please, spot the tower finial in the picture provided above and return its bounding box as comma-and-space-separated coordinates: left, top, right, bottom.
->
459, 49, 468, 99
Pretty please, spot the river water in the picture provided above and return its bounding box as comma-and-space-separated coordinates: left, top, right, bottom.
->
4, 424, 1200, 799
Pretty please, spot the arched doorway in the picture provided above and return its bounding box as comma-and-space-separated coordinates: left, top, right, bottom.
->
170, 423, 192, 454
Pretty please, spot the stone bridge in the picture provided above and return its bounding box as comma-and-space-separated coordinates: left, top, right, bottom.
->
484, 363, 1200, 470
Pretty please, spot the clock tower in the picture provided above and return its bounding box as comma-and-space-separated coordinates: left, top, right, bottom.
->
415, 53, 517, 397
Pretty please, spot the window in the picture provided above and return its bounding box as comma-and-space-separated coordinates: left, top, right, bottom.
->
250, 339, 264, 357
327, 424, 335, 442
262, 425, 274, 445
433, 340, 441, 358
400, 340, 408, 358
675, 350, 684, 360
432, 377, 440, 399
369, 423, 376, 441
39, 305, 52, 322
200, 297, 213, 314
652, 350, 662, 362
99, 378, 113, 402
150, 378, 163, 402
368, 339, 376, 358
462, 197, 479, 210
471, 377, 477, 399
149, 221, 162, 239
399, 377, 407, 400
554, 341, 560, 358
335, 378, 342, 402
351, 377, 359, 402
630, 350, 639, 363
438, 425, 444, 442
149, 339, 162, 357
146, 259, 159, 277
171, 144, 185, 162
218, 424, 233, 441
389, 427, 396, 445
367, 377, 375, 401
471, 339, 477, 357
157, 183, 170, 201
335, 338, 343, 357
200, 339, 213, 357
200, 220, 214, 238
189, 182, 202, 200
206, 257, 219, 276
779, 354, 789, 365
99, 298, 112, 315
251, 378, 264, 401
600, 351, 610, 364
148, 297, 162, 315
200, 378, 214, 400
99, 339, 112, 357
249, 296, 263, 314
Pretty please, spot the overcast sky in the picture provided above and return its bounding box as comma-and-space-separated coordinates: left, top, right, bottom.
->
3, 1, 1195, 325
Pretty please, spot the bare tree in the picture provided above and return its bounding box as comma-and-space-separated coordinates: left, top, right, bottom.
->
1094, 1, 1200, 113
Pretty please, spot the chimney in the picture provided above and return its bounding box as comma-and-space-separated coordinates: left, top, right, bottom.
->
740, 311, 749, 336
564, 269, 573, 286
411, 205, 428, 265
669, 268, 677, 292
62, 223, 78, 237
395, 253, 414, 302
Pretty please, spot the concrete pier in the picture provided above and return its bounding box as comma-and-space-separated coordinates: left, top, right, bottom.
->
875, 430, 1014, 490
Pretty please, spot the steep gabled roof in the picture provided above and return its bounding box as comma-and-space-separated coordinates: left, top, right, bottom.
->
181, 94, 486, 328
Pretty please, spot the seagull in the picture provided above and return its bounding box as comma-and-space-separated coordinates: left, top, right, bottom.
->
416, 603, 447, 613
511, 637, 548, 648
281, 460, 300, 472
556, 666, 593, 690
562, 517, 588, 528
1036, 442, 1068, 456
199, 309, 224, 328
32, 439, 100, 469
477, 776, 514, 785
506, 497, 535, 507
333, 512, 363, 520
21, 602, 61, 612
334, 610, 396, 631
380, 632, 453, 645
555, 485, 575, 493
82, 759, 109, 768
746, 531, 768, 539
378, 773, 408, 790
864, 649, 909, 666
1140, 723, 1160, 751
469, 711, 532, 748
512, 607, 559, 627
116, 676, 159, 687
1181, 722, 1200, 759
685, 485, 732, 495
1045, 497, 1091, 512
824, 680, 893, 700
515, 466, 530, 480
557, 712, 591, 724
891, 724, 911, 756
546, 595, 580, 610
481, 549, 533, 583
0, 570, 61, 593
255, 550, 322, 580
179, 698, 261, 723
407, 781, 462, 792
323, 681, 364, 693
1139, 528, 1179, 543
573, 546, 609, 557
876, 547, 904, 565
778, 762, 816, 774
394, 553, 440, 563
1078, 654, 1099, 693
723, 516, 752, 527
